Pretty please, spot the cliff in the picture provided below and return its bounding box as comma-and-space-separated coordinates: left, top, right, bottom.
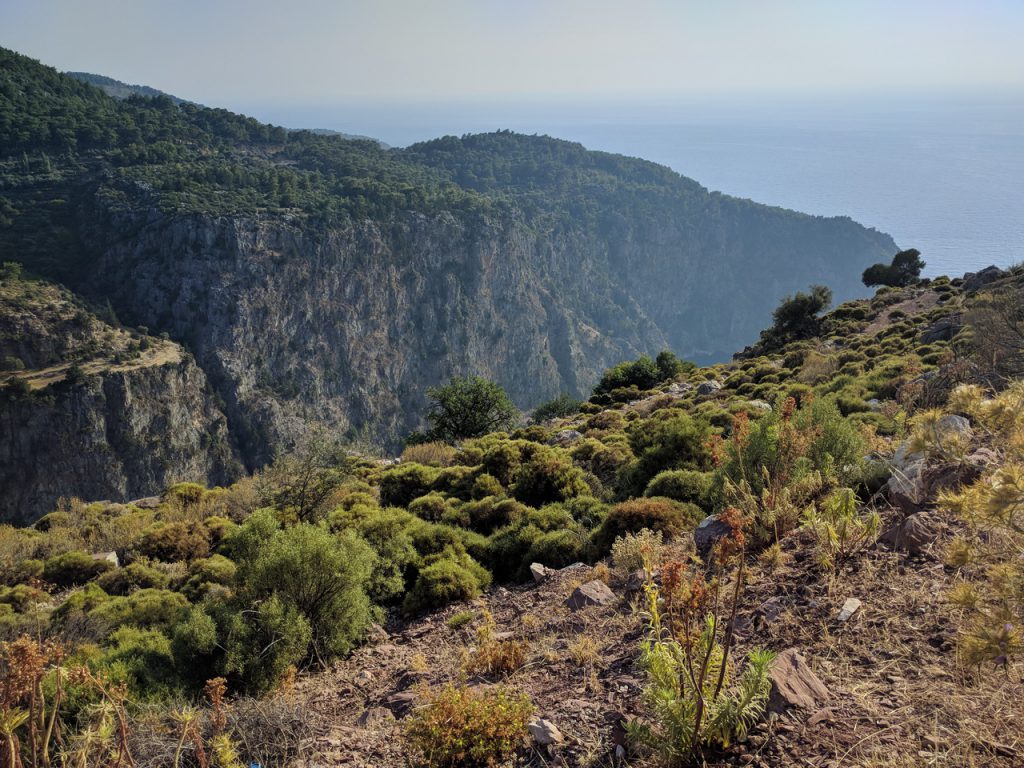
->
0, 272, 241, 522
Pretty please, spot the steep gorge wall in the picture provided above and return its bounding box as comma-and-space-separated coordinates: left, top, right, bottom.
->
0, 357, 241, 523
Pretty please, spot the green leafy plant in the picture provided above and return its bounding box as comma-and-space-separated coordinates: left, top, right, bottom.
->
802, 487, 880, 569
629, 512, 774, 761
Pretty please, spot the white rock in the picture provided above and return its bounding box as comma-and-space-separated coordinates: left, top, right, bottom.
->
837, 598, 862, 622
529, 562, 550, 582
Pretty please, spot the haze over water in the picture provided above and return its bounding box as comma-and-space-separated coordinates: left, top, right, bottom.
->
250, 93, 1024, 279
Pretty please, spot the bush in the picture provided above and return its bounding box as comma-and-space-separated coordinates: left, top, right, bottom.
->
619, 412, 714, 496
611, 528, 665, 574
512, 446, 589, 506
400, 441, 457, 467
136, 522, 212, 562
402, 549, 491, 615
408, 492, 453, 522
532, 392, 583, 422
465, 612, 529, 677
760, 285, 832, 348
42, 551, 113, 586
862, 248, 925, 287
90, 588, 190, 632
593, 498, 701, 552
95, 562, 170, 595
523, 529, 587, 570
644, 469, 714, 509
379, 463, 441, 507
594, 355, 661, 395
404, 683, 532, 768
233, 513, 375, 661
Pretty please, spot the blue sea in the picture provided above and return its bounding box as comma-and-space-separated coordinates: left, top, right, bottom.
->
247, 92, 1024, 277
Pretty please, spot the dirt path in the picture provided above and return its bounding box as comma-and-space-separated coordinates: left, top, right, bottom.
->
0, 342, 182, 390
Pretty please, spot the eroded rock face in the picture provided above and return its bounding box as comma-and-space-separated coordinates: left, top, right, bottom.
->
0, 356, 241, 523
768, 648, 830, 713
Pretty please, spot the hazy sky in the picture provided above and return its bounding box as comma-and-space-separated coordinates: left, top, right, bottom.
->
2, 0, 1023, 108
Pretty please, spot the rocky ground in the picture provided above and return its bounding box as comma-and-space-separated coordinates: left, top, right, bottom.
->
290, 490, 1022, 768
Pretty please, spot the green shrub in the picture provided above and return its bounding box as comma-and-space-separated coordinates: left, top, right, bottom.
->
618, 412, 714, 496
425, 375, 519, 442
408, 492, 453, 522
512, 446, 589, 506
233, 512, 375, 661
532, 392, 583, 422
523, 529, 587, 571
90, 588, 189, 632
379, 463, 441, 507
96, 626, 180, 700
593, 498, 701, 552
644, 469, 714, 508
471, 473, 504, 499
136, 522, 212, 562
42, 551, 113, 586
403, 549, 491, 615
182, 554, 237, 599
561, 496, 610, 528
95, 561, 170, 595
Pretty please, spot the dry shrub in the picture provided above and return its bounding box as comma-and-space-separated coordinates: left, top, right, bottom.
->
611, 528, 665, 574
404, 683, 532, 768
568, 634, 600, 668
798, 351, 838, 384
401, 442, 458, 467
464, 611, 528, 677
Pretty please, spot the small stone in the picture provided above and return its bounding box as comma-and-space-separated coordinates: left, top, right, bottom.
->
356, 706, 395, 728
565, 580, 616, 611
354, 669, 374, 685
528, 718, 564, 745
878, 512, 941, 554
837, 598, 862, 622
530, 562, 550, 582
365, 623, 389, 643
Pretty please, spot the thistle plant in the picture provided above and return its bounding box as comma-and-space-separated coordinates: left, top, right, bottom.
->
629, 511, 775, 761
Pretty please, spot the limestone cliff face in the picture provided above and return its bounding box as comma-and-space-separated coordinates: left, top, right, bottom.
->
0, 356, 241, 524
81, 206, 666, 464
79, 188, 893, 466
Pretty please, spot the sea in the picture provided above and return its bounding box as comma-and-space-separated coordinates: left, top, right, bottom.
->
246, 92, 1024, 278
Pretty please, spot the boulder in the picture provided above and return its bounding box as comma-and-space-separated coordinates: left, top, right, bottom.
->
530, 562, 551, 582
129, 496, 161, 510
746, 399, 773, 412
666, 382, 693, 396
693, 515, 733, 558
920, 316, 963, 344
548, 429, 583, 447
962, 265, 1006, 293
697, 380, 722, 396
528, 718, 564, 745
767, 649, 830, 713
886, 459, 927, 512
565, 580, 616, 611
878, 511, 942, 554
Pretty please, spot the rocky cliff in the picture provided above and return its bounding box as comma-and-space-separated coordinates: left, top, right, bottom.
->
0, 273, 241, 522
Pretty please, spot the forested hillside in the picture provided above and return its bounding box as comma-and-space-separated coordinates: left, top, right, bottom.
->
1, 46, 896, 516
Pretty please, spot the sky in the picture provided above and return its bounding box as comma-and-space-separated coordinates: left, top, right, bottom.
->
2, 0, 1023, 110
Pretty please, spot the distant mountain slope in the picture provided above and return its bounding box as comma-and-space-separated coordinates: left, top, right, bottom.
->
0, 46, 896, 487
66, 70, 191, 104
